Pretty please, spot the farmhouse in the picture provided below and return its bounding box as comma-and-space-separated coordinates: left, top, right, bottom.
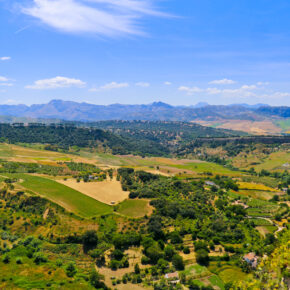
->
165, 272, 180, 284
243, 252, 258, 268
232, 200, 249, 209
205, 181, 219, 187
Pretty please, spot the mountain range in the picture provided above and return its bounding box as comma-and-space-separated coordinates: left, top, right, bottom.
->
0, 100, 289, 122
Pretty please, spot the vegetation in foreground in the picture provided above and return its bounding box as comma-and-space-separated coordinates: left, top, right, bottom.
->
0, 123, 289, 289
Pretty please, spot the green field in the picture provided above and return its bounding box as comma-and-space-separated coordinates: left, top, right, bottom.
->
6, 173, 113, 218
218, 265, 248, 283
170, 161, 240, 176
275, 119, 290, 132
116, 199, 151, 218
253, 151, 290, 172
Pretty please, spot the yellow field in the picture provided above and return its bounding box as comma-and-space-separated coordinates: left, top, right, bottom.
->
238, 182, 277, 191
57, 178, 129, 205
195, 120, 282, 135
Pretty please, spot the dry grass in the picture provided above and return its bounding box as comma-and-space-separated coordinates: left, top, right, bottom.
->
238, 182, 277, 191
195, 120, 281, 135
57, 178, 129, 205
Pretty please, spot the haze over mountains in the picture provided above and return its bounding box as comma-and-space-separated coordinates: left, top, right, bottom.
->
0, 100, 289, 122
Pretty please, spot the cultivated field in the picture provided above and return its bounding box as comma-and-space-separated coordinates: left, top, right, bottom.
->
5, 173, 113, 218
195, 119, 283, 135
57, 178, 129, 205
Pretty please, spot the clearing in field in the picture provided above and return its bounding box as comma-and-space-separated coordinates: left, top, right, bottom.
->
6, 173, 113, 218
57, 178, 129, 205
117, 199, 153, 218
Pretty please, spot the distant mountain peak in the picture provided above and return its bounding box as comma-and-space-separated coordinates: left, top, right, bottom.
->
193, 102, 210, 108
151, 101, 173, 108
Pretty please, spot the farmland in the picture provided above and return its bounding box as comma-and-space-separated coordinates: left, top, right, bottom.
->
4, 173, 113, 218
0, 134, 289, 290
57, 178, 129, 205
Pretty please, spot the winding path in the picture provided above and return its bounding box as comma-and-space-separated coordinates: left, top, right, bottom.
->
248, 216, 285, 237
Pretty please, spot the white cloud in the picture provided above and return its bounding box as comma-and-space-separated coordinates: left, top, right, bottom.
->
178, 86, 203, 95
0, 83, 13, 87
26, 76, 86, 89
21, 0, 167, 37
257, 81, 269, 86
0, 76, 9, 82
179, 83, 260, 98
209, 78, 236, 85
0, 57, 11, 61
164, 81, 171, 85
206, 88, 221, 95
135, 82, 150, 87
240, 85, 257, 90
100, 81, 129, 90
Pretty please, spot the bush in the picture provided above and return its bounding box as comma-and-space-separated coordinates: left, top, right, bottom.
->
89, 270, 107, 289
172, 254, 184, 270
16, 257, 22, 264
196, 249, 209, 266
33, 252, 48, 265
66, 262, 77, 277
2, 255, 10, 264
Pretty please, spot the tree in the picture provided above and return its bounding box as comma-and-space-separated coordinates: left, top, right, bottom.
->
134, 263, 140, 274
146, 245, 164, 264
2, 255, 10, 264
66, 262, 77, 277
196, 249, 209, 266
265, 233, 276, 245
164, 244, 175, 261
89, 269, 107, 289
82, 230, 98, 253
170, 231, 183, 244
172, 254, 184, 270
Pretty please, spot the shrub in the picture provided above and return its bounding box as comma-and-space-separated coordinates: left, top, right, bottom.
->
16, 257, 22, 264
196, 249, 209, 266
172, 254, 184, 270
66, 262, 77, 277
2, 255, 10, 264
33, 252, 48, 265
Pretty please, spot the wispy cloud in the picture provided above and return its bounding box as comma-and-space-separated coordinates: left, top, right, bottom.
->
164, 81, 171, 85
178, 86, 203, 94
21, 0, 168, 37
100, 81, 129, 89
0, 76, 14, 87
209, 78, 236, 85
25, 76, 86, 89
0, 83, 14, 87
179, 83, 261, 98
0, 57, 11, 61
0, 76, 9, 82
90, 81, 129, 91
135, 82, 150, 87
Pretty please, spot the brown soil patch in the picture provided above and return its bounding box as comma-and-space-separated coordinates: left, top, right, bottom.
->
256, 226, 270, 237
195, 120, 281, 135
57, 178, 129, 205
43, 208, 49, 220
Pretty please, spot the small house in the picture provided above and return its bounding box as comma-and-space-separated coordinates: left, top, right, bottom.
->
205, 181, 218, 187
165, 272, 180, 284
243, 252, 258, 268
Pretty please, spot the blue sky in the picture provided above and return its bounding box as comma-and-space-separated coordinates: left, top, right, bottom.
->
0, 0, 290, 106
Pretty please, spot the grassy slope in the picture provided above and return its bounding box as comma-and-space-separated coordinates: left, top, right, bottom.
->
117, 199, 151, 218
170, 162, 240, 176
8, 173, 113, 218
